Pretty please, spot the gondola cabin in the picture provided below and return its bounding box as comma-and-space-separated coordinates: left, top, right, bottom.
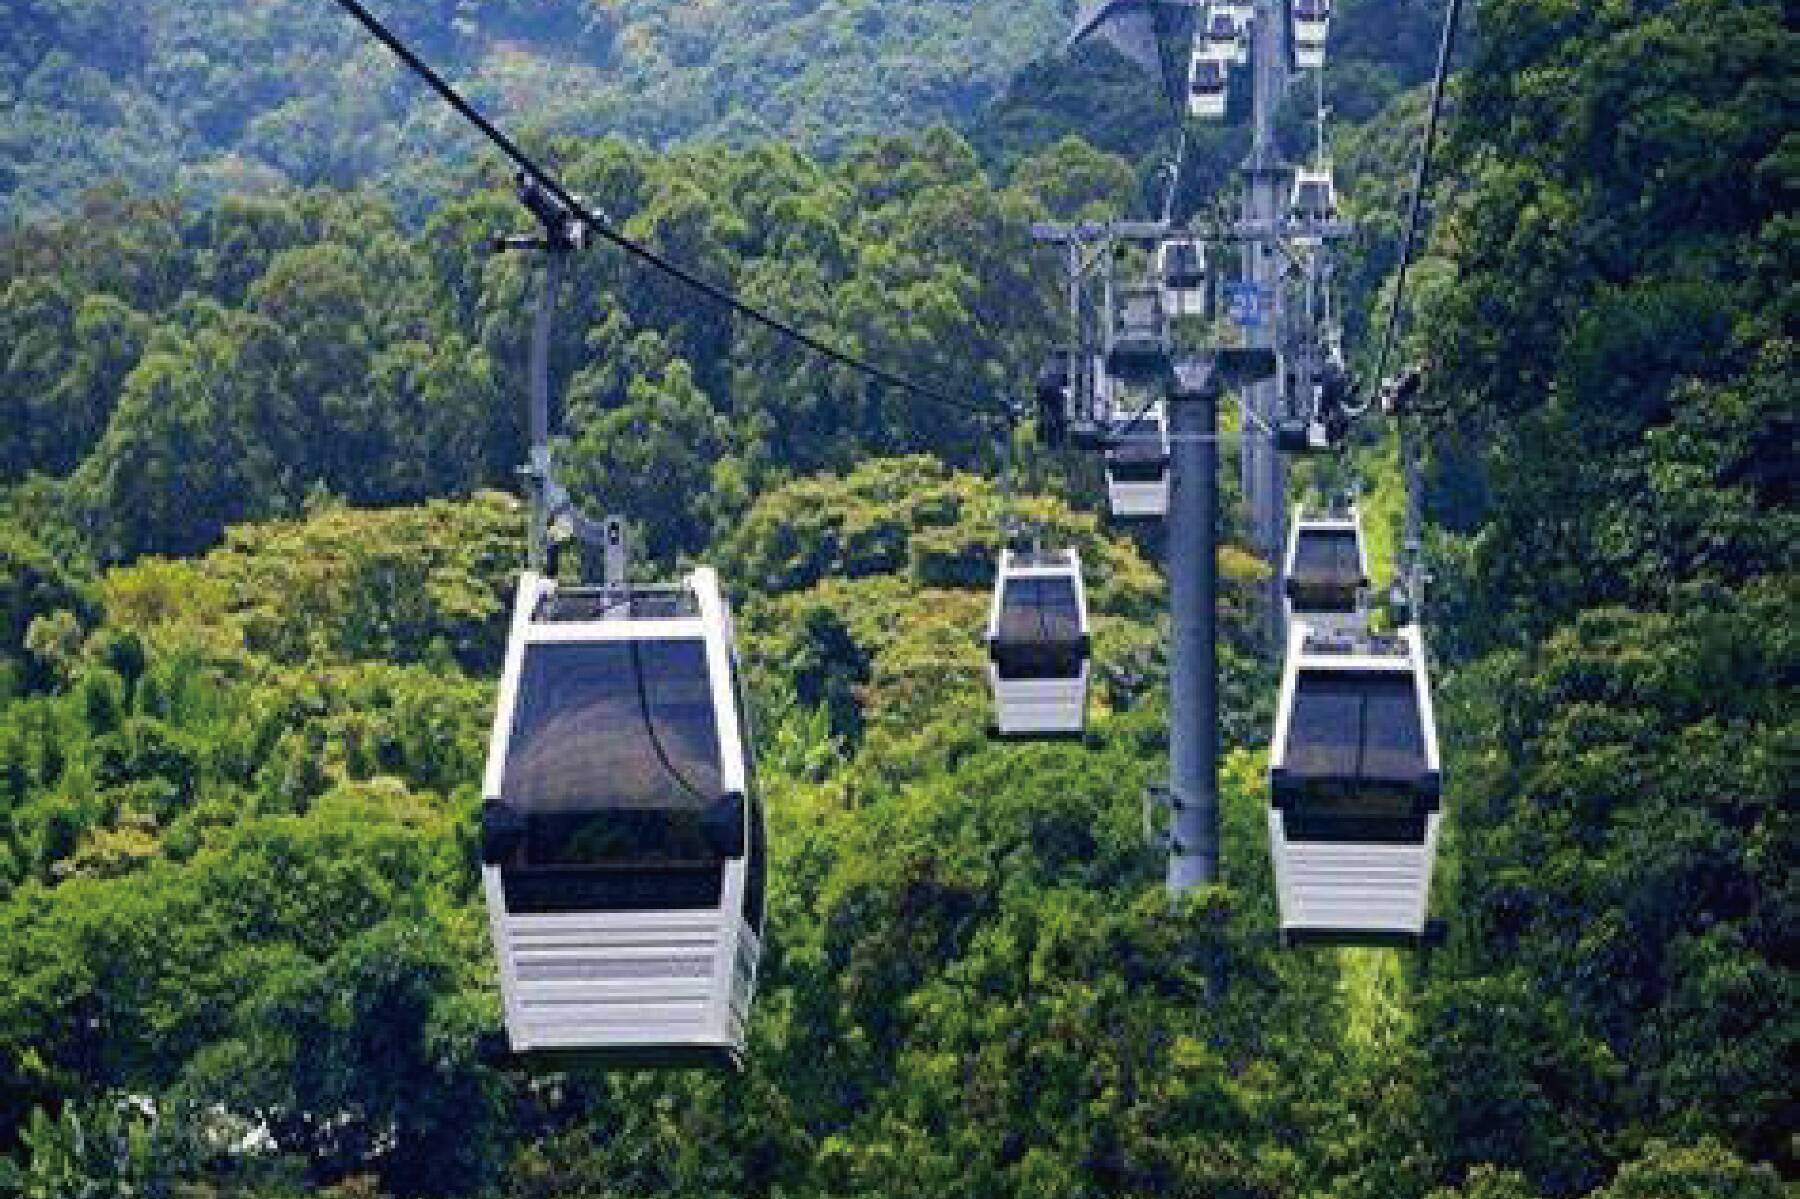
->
1290, 167, 1338, 229
1108, 285, 1171, 381
985, 548, 1091, 738
481, 567, 766, 1070
1207, 10, 1246, 63
1105, 400, 1171, 519
1267, 624, 1441, 946
1159, 238, 1207, 318
1190, 52, 1228, 119
1292, 0, 1330, 49
1282, 506, 1369, 637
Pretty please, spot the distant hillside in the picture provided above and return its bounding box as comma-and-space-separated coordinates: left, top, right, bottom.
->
1, 0, 1068, 217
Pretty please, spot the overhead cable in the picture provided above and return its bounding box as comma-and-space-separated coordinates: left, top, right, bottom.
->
324, 0, 1008, 424
1370, 0, 1466, 394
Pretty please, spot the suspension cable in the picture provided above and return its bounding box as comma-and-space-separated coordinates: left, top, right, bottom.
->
1369, 0, 1465, 394
324, 0, 1008, 426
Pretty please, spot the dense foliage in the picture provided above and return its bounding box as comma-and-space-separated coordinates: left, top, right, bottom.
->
0, 131, 1146, 566
0, 0, 1068, 219
1404, 0, 1796, 1193
0, 0, 1792, 1195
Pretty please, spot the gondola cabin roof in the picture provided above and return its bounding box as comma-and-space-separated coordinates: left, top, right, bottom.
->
1269, 624, 1441, 811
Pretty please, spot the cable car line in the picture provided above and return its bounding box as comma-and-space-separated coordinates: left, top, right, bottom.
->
1369, 0, 1466, 399
323, 0, 1009, 427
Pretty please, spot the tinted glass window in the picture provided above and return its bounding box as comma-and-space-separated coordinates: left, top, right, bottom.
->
1285, 670, 1427, 804
1296, 183, 1331, 214
500, 639, 734, 865
993, 577, 1084, 680
1289, 528, 1362, 610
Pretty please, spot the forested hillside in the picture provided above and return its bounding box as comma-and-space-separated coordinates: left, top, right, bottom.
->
0, 0, 1066, 219
0, 0, 1794, 1195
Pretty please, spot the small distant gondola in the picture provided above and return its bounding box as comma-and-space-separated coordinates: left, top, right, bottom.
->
1207, 9, 1246, 63
1159, 238, 1208, 318
1289, 166, 1338, 245
1190, 51, 1228, 119
1282, 505, 1369, 637
481, 567, 765, 1070
1292, 0, 1329, 69
1105, 400, 1171, 519
1267, 623, 1441, 946
985, 548, 1092, 738
1108, 285, 1172, 381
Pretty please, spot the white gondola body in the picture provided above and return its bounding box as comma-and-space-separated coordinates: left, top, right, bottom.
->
1189, 48, 1229, 119
482, 569, 763, 1068
1292, 0, 1330, 43
1159, 239, 1208, 318
1293, 29, 1327, 69
985, 549, 1092, 738
1282, 506, 1370, 638
1268, 624, 1442, 945
1287, 168, 1338, 248
1106, 401, 1170, 520
1207, 13, 1245, 63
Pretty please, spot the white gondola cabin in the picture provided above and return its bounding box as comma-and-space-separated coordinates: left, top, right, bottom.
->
1108, 285, 1171, 381
1292, 0, 1330, 63
482, 567, 765, 1070
1282, 506, 1370, 637
1105, 400, 1170, 519
1189, 51, 1228, 119
1290, 166, 1338, 229
1268, 624, 1441, 946
1159, 238, 1207, 318
985, 548, 1091, 738
1206, 10, 1246, 63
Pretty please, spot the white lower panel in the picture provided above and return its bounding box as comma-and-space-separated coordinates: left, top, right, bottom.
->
991, 667, 1089, 736
484, 871, 750, 1055
1109, 479, 1169, 520
1268, 810, 1439, 937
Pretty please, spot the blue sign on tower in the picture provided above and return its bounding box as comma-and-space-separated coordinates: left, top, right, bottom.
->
1226, 282, 1270, 328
